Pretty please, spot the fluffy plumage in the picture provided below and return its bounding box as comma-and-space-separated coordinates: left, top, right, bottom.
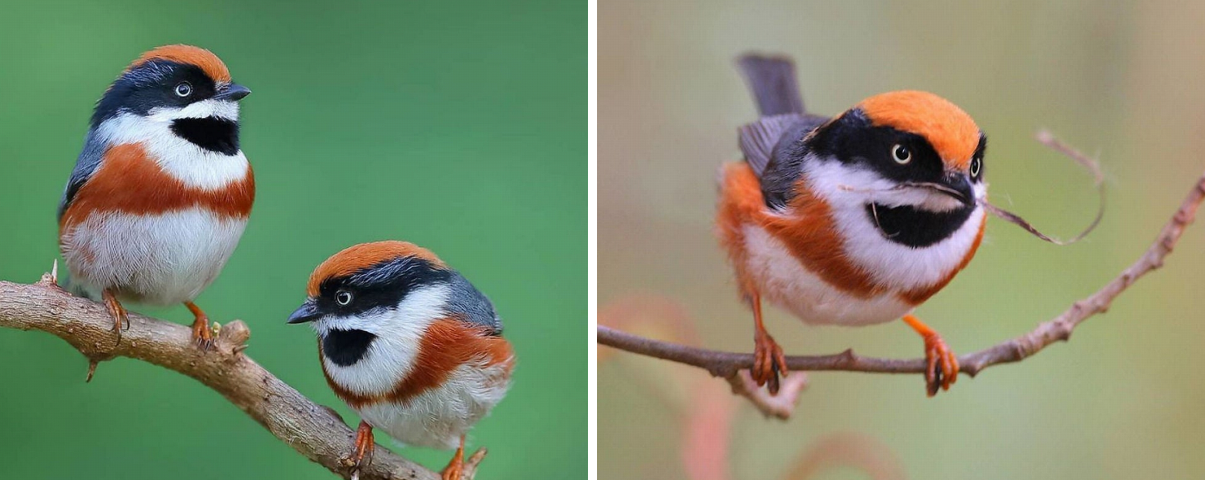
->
289, 241, 513, 475
57, 44, 253, 348
723, 54, 988, 396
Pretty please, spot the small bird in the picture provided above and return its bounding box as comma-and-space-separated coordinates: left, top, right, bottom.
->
717, 54, 987, 396
58, 45, 254, 349
287, 241, 515, 480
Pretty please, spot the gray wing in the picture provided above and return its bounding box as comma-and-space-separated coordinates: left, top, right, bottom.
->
445, 272, 503, 336
58, 130, 108, 221
738, 114, 830, 209
736, 53, 830, 210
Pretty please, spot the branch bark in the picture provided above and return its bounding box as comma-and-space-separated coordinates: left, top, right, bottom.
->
599, 165, 1205, 407
0, 274, 484, 480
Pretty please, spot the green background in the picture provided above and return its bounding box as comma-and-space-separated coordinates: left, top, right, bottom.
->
601, 1, 1205, 479
0, 1, 584, 479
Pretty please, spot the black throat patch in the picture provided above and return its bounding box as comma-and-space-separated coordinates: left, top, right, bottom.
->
867, 203, 975, 248
322, 329, 377, 367
171, 117, 240, 155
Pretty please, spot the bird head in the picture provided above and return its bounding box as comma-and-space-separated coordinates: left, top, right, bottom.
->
287, 242, 453, 344
807, 90, 985, 214
91, 45, 250, 155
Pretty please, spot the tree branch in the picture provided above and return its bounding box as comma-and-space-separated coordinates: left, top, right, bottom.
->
599, 163, 1205, 405
0, 274, 485, 480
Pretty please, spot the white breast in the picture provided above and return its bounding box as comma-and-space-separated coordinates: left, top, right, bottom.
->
61, 208, 246, 305
356, 360, 513, 450
741, 225, 912, 326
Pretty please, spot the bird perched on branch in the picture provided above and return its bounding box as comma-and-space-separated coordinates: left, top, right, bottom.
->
57, 45, 254, 349
717, 54, 987, 396
288, 241, 515, 480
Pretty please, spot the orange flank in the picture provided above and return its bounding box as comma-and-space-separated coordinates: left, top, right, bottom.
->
322, 318, 514, 409
131, 45, 231, 83
58, 143, 255, 234
717, 162, 886, 299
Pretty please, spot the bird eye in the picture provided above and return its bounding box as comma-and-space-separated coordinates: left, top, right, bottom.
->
892, 144, 911, 164
175, 82, 192, 97
970, 156, 983, 179
335, 290, 353, 306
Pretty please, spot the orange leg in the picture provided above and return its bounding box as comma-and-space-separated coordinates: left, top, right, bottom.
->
346, 420, 374, 474
101, 289, 128, 341
750, 292, 788, 395
903, 314, 959, 396
441, 435, 466, 480
184, 301, 214, 350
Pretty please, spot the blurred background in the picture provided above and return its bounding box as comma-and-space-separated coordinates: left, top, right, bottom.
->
601, 1, 1205, 479
0, 1, 583, 479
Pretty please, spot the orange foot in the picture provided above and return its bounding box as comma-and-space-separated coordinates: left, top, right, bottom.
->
750, 293, 788, 395
184, 301, 215, 350
345, 420, 374, 476
441, 435, 466, 480
903, 314, 959, 396
101, 289, 128, 342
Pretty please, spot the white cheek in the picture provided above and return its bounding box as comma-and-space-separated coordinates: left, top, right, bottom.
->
804, 159, 988, 292
805, 158, 963, 211
149, 98, 240, 122
96, 112, 250, 190
315, 284, 451, 396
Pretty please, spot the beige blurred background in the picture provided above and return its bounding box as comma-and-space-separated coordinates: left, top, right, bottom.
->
600, 1, 1205, 479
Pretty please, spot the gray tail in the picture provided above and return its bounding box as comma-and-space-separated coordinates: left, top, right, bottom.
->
737, 54, 804, 116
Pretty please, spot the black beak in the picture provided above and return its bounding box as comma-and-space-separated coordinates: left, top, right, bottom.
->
941, 173, 975, 206
900, 174, 974, 206
287, 299, 321, 324
215, 83, 251, 101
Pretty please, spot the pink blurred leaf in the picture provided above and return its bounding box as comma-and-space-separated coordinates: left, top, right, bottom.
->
781, 433, 906, 480
682, 379, 735, 480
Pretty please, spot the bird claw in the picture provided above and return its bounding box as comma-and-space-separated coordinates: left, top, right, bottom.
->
442, 461, 463, 480
922, 333, 959, 397
752, 330, 788, 395
101, 290, 128, 345
191, 321, 215, 351
186, 302, 216, 351
441, 438, 469, 480
344, 421, 374, 476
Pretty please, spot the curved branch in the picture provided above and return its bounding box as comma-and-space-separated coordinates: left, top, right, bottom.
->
0, 275, 484, 480
600, 169, 1205, 386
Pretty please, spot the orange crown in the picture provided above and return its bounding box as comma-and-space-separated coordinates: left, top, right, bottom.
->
858, 91, 980, 170
128, 45, 232, 83
307, 241, 447, 296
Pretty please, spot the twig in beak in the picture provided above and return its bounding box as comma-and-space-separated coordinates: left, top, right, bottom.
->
982, 130, 1106, 245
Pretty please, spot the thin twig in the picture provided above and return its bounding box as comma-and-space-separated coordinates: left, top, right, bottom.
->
0, 274, 485, 480
980, 131, 1107, 245
599, 160, 1205, 399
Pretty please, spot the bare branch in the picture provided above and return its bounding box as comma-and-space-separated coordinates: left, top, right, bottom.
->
0, 275, 485, 480
599, 157, 1205, 402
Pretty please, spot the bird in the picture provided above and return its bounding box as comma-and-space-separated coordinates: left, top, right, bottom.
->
287, 241, 515, 480
57, 44, 254, 349
717, 54, 987, 397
